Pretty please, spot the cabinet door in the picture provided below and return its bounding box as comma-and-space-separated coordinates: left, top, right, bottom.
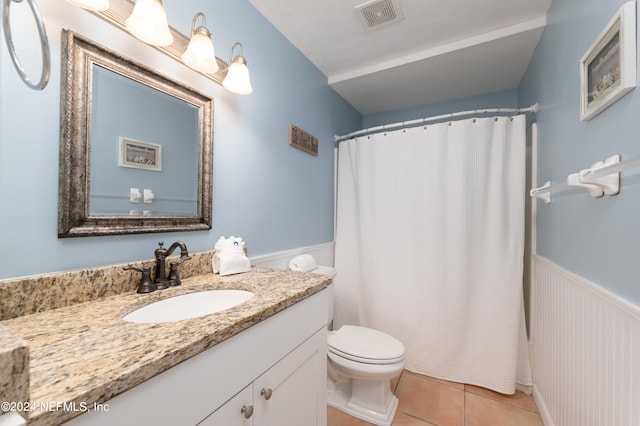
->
198, 384, 254, 426
254, 328, 327, 426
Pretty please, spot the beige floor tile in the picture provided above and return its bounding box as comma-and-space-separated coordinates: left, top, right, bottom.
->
465, 392, 543, 426
328, 370, 543, 426
395, 372, 464, 426
402, 370, 466, 391
465, 384, 539, 412
392, 412, 437, 425
327, 406, 373, 426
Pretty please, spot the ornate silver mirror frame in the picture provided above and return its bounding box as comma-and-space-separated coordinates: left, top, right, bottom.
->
58, 30, 213, 237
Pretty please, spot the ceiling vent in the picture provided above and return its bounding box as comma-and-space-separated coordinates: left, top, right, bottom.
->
355, 0, 403, 31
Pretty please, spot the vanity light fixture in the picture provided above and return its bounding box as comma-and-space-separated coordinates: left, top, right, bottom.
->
222, 42, 253, 95
67, 0, 253, 94
181, 13, 218, 74
125, 0, 173, 46
66, 0, 110, 11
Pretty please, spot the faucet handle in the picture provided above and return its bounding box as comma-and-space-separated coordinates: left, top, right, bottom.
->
123, 266, 156, 294
168, 257, 190, 287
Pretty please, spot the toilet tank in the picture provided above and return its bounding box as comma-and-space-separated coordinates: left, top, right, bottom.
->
309, 266, 337, 330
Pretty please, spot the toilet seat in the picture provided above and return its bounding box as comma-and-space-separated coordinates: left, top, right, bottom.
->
328, 346, 405, 365
328, 325, 405, 365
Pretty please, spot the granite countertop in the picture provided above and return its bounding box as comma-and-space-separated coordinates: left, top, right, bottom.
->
1, 267, 330, 426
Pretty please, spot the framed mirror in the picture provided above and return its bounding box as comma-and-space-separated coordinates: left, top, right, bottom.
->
58, 30, 213, 237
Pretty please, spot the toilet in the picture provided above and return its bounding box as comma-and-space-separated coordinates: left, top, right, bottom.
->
309, 265, 406, 426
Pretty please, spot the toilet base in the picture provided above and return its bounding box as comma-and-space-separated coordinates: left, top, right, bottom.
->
327, 376, 399, 426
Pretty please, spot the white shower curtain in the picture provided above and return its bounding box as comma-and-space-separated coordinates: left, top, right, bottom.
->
334, 115, 529, 394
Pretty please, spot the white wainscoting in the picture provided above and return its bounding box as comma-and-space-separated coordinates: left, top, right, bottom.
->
249, 242, 334, 270
530, 255, 640, 426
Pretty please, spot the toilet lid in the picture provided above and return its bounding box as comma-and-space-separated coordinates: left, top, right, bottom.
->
327, 325, 405, 364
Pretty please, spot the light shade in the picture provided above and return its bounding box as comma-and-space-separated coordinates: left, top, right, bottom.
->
181, 13, 218, 74
66, 0, 109, 11
125, 0, 173, 47
222, 43, 253, 94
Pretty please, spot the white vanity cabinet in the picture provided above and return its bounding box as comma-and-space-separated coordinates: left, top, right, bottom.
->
65, 289, 328, 426
199, 384, 254, 425
200, 327, 326, 425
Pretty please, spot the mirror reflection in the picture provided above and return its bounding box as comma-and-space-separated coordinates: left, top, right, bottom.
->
90, 65, 199, 216
58, 30, 213, 237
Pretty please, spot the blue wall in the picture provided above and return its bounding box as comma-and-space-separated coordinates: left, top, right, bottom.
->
363, 89, 519, 128
0, 0, 361, 280
5, 0, 637, 309
520, 0, 640, 305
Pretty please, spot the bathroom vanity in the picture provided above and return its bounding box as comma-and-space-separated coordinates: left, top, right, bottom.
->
0, 263, 330, 426
68, 289, 328, 425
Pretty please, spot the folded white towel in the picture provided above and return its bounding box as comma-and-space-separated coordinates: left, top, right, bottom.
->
212, 236, 251, 276
289, 254, 317, 272
214, 235, 246, 252
213, 252, 251, 276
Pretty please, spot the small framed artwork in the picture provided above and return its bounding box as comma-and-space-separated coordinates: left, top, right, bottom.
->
580, 1, 636, 121
289, 124, 318, 156
119, 137, 162, 171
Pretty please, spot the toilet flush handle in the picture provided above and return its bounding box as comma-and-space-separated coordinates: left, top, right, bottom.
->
260, 388, 273, 400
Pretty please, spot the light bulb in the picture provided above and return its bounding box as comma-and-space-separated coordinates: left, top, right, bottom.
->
125, 0, 173, 46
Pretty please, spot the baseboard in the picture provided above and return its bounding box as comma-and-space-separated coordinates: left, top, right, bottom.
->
532, 385, 555, 426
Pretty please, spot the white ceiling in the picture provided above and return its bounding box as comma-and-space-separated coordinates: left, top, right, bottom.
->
249, 0, 552, 115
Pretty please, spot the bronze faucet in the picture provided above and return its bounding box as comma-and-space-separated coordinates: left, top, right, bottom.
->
123, 266, 156, 294
154, 241, 190, 289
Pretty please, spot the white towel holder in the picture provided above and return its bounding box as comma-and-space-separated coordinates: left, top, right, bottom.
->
2, 0, 50, 90
530, 154, 639, 204
529, 181, 552, 204
567, 172, 605, 197
577, 155, 620, 196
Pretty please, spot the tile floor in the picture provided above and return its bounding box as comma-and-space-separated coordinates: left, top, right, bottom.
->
327, 370, 543, 426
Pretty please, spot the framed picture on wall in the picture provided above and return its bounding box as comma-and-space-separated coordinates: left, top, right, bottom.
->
119, 137, 162, 171
288, 124, 318, 156
580, 1, 636, 121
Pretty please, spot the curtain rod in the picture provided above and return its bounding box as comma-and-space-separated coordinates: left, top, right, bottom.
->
334, 103, 539, 143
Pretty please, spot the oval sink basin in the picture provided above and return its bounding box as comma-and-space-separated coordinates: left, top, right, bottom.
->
123, 289, 254, 324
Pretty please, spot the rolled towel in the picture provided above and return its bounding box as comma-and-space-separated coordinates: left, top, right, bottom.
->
289, 254, 317, 272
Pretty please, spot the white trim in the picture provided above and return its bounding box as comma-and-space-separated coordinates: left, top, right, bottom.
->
534, 255, 640, 319
532, 385, 556, 426
0, 413, 27, 426
249, 242, 335, 270
530, 123, 538, 257
531, 255, 640, 426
